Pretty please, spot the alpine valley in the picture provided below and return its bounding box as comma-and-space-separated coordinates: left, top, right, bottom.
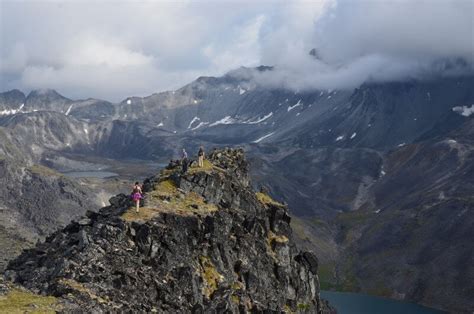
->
1, 67, 473, 312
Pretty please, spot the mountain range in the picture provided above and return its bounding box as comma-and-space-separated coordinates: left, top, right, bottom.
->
1, 68, 473, 312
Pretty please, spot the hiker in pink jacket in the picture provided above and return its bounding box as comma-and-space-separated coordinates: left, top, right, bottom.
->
131, 182, 142, 213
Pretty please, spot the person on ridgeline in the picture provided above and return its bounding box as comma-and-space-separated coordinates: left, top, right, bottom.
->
181, 148, 189, 173
198, 146, 205, 167
131, 182, 143, 213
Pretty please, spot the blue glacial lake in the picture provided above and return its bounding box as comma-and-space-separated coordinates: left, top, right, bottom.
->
321, 291, 445, 314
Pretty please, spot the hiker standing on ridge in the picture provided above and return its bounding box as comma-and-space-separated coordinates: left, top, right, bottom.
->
198, 146, 205, 167
181, 148, 189, 173
131, 182, 142, 213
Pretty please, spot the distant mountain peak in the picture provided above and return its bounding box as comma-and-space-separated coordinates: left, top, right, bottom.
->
1, 89, 25, 96
27, 88, 69, 100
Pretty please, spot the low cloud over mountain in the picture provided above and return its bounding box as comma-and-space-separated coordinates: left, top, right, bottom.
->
1, 0, 472, 100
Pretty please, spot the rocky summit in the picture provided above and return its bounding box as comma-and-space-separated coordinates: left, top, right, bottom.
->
5, 148, 333, 313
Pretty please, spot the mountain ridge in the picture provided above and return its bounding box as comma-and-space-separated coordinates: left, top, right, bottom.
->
1, 68, 473, 312
5, 148, 334, 313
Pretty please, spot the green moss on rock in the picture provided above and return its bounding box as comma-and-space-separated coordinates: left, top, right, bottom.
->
256, 192, 284, 207
199, 256, 224, 299
0, 288, 59, 313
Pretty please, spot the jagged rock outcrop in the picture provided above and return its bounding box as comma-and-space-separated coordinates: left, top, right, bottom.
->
5, 149, 333, 313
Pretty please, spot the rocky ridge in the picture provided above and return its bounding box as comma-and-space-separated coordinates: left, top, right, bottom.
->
5, 149, 332, 313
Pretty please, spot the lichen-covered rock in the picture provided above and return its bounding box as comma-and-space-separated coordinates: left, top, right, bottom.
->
6, 149, 334, 313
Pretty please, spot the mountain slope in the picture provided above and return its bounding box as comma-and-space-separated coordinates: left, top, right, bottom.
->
332, 117, 474, 312
6, 149, 333, 313
0, 127, 97, 271
1, 70, 473, 312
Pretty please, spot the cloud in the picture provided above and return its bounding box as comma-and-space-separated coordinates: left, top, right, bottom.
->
254, 0, 474, 90
0, 1, 273, 101
0, 0, 472, 100
203, 14, 266, 73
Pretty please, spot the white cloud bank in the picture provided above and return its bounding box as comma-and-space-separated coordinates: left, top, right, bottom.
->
252, 0, 474, 90
0, 0, 472, 100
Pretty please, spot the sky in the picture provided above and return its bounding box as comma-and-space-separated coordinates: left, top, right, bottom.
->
1, 0, 473, 101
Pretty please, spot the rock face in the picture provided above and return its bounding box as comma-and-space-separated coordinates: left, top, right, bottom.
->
6, 149, 332, 313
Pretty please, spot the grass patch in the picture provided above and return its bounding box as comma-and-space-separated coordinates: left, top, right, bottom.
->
167, 191, 218, 212
122, 181, 218, 222
0, 289, 59, 313
188, 159, 214, 174
157, 179, 177, 194
256, 192, 284, 207
121, 206, 161, 222
28, 164, 62, 177
150, 185, 219, 213
231, 294, 239, 304
267, 231, 289, 246
266, 231, 289, 257
297, 303, 311, 310
122, 159, 224, 223
199, 256, 224, 299
231, 281, 244, 290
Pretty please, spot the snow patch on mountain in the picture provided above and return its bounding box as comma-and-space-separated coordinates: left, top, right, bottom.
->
191, 121, 209, 130
245, 112, 273, 124
65, 104, 73, 116
287, 100, 302, 112
210, 116, 236, 127
336, 135, 344, 141
452, 104, 474, 117
253, 132, 275, 143
188, 117, 200, 129
0, 103, 25, 116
